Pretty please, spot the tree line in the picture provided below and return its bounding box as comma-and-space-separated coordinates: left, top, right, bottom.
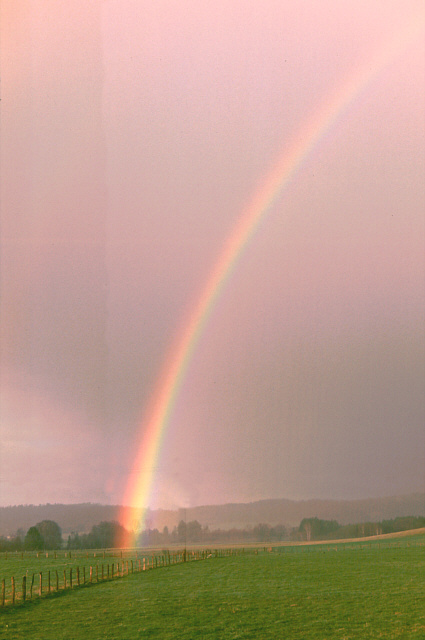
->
0, 520, 63, 551
136, 521, 288, 546
0, 520, 127, 552
1, 515, 424, 551
297, 515, 425, 541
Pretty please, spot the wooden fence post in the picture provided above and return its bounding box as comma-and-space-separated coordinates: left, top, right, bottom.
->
22, 576, 26, 603
56, 570, 59, 591
11, 577, 15, 605
76, 567, 80, 587
1, 579, 5, 606
89, 566, 93, 583
30, 574, 34, 598
70, 568, 73, 589
39, 572, 42, 597
63, 569, 66, 590
96, 565, 99, 582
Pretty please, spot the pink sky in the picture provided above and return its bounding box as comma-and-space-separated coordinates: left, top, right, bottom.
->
1, 1, 424, 510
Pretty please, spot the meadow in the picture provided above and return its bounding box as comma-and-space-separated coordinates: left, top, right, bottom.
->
0, 536, 424, 639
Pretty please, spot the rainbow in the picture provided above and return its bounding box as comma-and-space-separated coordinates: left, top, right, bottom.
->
118, 11, 424, 545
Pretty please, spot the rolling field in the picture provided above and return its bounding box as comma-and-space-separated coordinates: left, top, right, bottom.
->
1, 537, 424, 639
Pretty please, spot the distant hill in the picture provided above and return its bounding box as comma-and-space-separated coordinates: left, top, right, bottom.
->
0, 493, 423, 537
184, 493, 425, 530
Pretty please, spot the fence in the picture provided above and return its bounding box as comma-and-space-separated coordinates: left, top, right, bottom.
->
2, 538, 423, 607
0, 547, 249, 607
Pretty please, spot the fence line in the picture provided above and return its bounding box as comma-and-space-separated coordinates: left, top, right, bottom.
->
0, 547, 250, 607
2, 540, 422, 607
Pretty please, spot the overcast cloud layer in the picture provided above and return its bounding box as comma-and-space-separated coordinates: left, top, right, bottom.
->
1, 1, 424, 509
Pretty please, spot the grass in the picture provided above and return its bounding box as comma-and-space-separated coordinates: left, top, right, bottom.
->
0, 548, 149, 576
1, 538, 424, 639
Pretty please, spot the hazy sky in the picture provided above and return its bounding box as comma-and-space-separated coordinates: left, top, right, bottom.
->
1, 1, 424, 510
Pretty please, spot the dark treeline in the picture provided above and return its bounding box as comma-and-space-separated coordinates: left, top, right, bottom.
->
0, 520, 62, 552
137, 521, 288, 546
297, 515, 425, 541
0, 520, 127, 551
66, 521, 128, 549
1, 515, 424, 551
139, 515, 425, 546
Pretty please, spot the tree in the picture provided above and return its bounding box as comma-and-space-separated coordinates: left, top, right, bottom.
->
177, 520, 187, 543
299, 519, 313, 541
299, 518, 340, 541
25, 526, 44, 550
36, 520, 62, 549
16, 528, 25, 542
187, 520, 202, 542
67, 533, 82, 550
253, 523, 271, 542
271, 524, 287, 541
88, 521, 128, 548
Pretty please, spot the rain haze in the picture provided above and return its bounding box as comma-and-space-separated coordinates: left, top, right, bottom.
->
1, 1, 424, 512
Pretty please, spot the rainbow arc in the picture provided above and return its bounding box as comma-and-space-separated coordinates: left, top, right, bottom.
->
118, 11, 424, 546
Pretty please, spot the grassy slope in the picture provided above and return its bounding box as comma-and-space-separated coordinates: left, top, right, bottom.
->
1, 540, 424, 640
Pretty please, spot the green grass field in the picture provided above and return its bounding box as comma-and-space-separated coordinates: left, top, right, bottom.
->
1, 537, 424, 639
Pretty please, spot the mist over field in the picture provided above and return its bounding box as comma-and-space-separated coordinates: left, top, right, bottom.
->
1, 1, 424, 512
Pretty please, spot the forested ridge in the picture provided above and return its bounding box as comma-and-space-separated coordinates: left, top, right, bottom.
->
0, 493, 423, 538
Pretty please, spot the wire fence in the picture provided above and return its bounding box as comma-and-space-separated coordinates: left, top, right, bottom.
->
0, 547, 251, 607
1, 537, 423, 607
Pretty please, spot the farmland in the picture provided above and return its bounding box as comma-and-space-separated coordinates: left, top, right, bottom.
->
1, 535, 424, 639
